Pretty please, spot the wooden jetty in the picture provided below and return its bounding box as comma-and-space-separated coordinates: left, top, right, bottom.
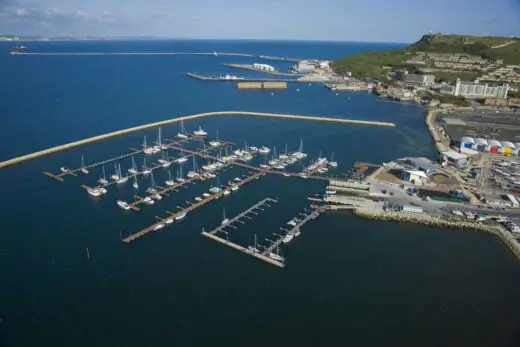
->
262, 207, 322, 256
122, 171, 266, 243
201, 198, 284, 268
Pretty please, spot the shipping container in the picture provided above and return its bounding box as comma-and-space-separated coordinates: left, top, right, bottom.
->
490, 146, 499, 153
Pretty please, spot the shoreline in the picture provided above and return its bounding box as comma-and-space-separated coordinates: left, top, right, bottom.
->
352, 208, 520, 261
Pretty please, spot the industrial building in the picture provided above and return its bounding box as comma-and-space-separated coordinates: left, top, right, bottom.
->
252, 63, 275, 72
440, 79, 509, 99
459, 136, 520, 156
397, 157, 437, 173
441, 151, 468, 169
395, 70, 435, 86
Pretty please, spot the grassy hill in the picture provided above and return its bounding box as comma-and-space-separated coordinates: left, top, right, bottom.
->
332, 34, 520, 80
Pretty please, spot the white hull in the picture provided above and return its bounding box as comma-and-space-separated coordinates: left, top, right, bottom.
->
98, 178, 109, 185
176, 133, 189, 139
282, 235, 294, 244
165, 180, 175, 186
142, 169, 152, 175
223, 190, 231, 196
81, 168, 89, 174
231, 185, 239, 191
143, 197, 155, 205
153, 224, 165, 231
161, 162, 172, 168
128, 168, 138, 175
268, 253, 284, 261
165, 218, 174, 224
117, 200, 130, 210
221, 218, 230, 225
175, 157, 188, 164
117, 177, 129, 184
133, 182, 139, 189
175, 212, 187, 221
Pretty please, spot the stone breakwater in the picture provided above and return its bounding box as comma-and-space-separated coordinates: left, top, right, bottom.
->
353, 208, 520, 261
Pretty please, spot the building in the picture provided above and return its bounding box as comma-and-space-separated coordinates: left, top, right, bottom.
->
441, 151, 468, 169
293, 62, 315, 72
395, 70, 435, 86
253, 63, 275, 72
401, 170, 429, 185
397, 157, 437, 173
440, 79, 509, 99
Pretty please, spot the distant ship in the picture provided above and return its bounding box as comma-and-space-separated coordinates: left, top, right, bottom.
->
219, 73, 245, 81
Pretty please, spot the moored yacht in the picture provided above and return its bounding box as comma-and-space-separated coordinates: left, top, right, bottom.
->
60, 167, 70, 173
175, 212, 187, 221
143, 196, 155, 205
87, 187, 107, 197
117, 200, 130, 210
193, 126, 208, 137
258, 146, 271, 154
282, 234, 294, 244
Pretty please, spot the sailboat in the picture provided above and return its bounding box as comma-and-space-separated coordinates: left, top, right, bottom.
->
128, 156, 138, 174
99, 165, 109, 185
161, 150, 172, 168
292, 138, 307, 159
176, 166, 186, 183
279, 144, 289, 160
143, 135, 154, 155
221, 207, 230, 225
110, 163, 120, 181
175, 148, 187, 163
142, 157, 152, 175
193, 125, 208, 137
328, 152, 338, 168
158, 127, 169, 150
187, 156, 200, 178
116, 163, 128, 183
133, 175, 139, 189
176, 120, 189, 139
165, 170, 175, 186
268, 146, 279, 166
248, 234, 260, 253
209, 128, 221, 147
268, 245, 284, 262
80, 155, 89, 174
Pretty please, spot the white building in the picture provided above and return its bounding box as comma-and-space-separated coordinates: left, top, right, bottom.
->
401, 170, 429, 185
441, 79, 509, 99
253, 63, 275, 72
294, 62, 316, 72
395, 70, 435, 86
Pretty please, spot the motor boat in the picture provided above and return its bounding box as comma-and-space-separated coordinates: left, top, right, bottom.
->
231, 185, 239, 191
175, 157, 188, 164
152, 193, 162, 200
193, 126, 207, 137
175, 212, 187, 221
117, 200, 130, 210
143, 196, 155, 205
60, 167, 70, 173
233, 177, 242, 182
165, 218, 174, 225
87, 187, 107, 197
202, 193, 211, 198
153, 223, 165, 231
258, 146, 270, 154
195, 197, 203, 201
222, 189, 231, 196
282, 234, 294, 244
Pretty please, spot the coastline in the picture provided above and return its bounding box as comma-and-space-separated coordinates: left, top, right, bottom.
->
353, 208, 520, 261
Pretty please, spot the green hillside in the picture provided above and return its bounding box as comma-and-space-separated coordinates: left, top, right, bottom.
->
331, 34, 520, 80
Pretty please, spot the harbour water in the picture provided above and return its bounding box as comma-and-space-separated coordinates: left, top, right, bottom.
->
0, 40, 519, 346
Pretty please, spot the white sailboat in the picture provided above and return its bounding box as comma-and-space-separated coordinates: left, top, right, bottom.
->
176, 120, 189, 139
142, 157, 152, 175
80, 155, 89, 174
116, 163, 128, 183
221, 207, 230, 225
110, 163, 120, 181
328, 152, 338, 168
99, 165, 109, 185
209, 128, 221, 147
165, 170, 175, 186
292, 138, 307, 159
282, 233, 294, 244
161, 150, 172, 168
187, 156, 200, 178
176, 166, 185, 183
258, 146, 271, 154
158, 127, 169, 150
248, 234, 260, 253
143, 135, 154, 155
268, 146, 279, 166
117, 200, 130, 210
128, 156, 139, 174
268, 245, 284, 262
87, 186, 107, 197
175, 211, 187, 221
175, 148, 188, 164
279, 144, 289, 160
133, 175, 139, 189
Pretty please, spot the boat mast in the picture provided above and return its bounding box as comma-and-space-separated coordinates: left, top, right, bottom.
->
102, 165, 106, 180
143, 136, 147, 150
118, 163, 123, 179
157, 127, 162, 147
192, 156, 198, 172
150, 171, 157, 189
284, 143, 288, 155
299, 138, 303, 152
179, 164, 183, 178
81, 155, 85, 168
143, 156, 147, 170
168, 170, 173, 181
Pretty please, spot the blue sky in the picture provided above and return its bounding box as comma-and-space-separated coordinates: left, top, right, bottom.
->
0, 0, 519, 42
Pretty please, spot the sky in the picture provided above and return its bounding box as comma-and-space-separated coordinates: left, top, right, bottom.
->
0, 0, 519, 42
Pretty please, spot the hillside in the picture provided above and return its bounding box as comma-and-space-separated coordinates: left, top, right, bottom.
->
332, 34, 520, 82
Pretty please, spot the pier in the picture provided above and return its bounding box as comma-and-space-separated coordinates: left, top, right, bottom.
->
0, 111, 395, 170
259, 55, 302, 62
122, 170, 267, 243
263, 207, 322, 256
223, 63, 303, 77
11, 51, 254, 57
186, 73, 297, 83
201, 198, 285, 268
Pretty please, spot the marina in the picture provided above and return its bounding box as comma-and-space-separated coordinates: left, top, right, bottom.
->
201, 198, 285, 268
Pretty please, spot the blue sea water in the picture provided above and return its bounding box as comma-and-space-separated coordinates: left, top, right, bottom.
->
0, 40, 519, 347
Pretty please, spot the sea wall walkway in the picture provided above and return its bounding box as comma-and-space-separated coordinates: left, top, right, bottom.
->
0, 111, 395, 169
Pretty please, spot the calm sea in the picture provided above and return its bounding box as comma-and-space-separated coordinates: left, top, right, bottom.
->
0, 40, 519, 347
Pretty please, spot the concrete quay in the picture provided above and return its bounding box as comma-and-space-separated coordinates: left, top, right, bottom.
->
0, 111, 395, 170
223, 63, 302, 77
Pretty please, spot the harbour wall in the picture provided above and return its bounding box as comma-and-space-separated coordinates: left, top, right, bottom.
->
0, 111, 396, 169
237, 82, 288, 90
353, 208, 520, 261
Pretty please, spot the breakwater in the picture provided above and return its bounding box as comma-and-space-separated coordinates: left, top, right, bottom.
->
223, 63, 303, 77
11, 51, 254, 57
353, 208, 520, 261
0, 111, 396, 169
